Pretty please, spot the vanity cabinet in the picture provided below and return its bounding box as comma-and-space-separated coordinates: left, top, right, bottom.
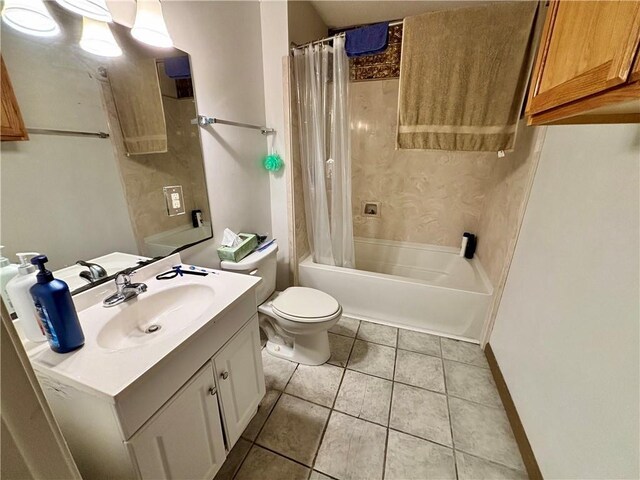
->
526, 0, 640, 125
127, 363, 226, 480
214, 317, 265, 447
1, 56, 28, 141
36, 311, 265, 480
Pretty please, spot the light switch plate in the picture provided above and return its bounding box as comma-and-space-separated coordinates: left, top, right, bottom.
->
163, 185, 186, 216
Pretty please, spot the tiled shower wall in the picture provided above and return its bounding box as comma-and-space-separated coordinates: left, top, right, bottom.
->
350, 79, 498, 247
289, 64, 542, 318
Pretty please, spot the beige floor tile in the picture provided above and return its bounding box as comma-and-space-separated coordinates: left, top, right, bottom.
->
315, 411, 387, 480
347, 340, 396, 380
456, 451, 528, 480
449, 397, 524, 471
356, 322, 398, 347
235, 445, 309, 480
328, 333, 355, 367
256, 394, 330, 466
262, 350, 298, 391
390, 383, 452, 446
329, 317, 360, 338
241, 389, 281, 441
441, 338, 488, 368
213, 438, 251, 480
397, 329, 441, 357
385, 430, 456, 480
444, 360, 502, 407
394, 349, 445, 393
285, 363, 344, 407
334, 370, 392, 426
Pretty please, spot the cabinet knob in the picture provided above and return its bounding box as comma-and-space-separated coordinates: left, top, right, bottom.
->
221, 371, 229, 380
208, 387, 215, 396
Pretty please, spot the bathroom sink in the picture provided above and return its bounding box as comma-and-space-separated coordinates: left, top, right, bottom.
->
96, 284, 215, 351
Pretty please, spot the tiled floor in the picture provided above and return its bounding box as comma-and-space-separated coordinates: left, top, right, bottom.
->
215, 318, 528, 480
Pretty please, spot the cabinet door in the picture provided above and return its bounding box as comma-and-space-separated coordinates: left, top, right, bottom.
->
214, 315, 265, 447
127, 363, 226, 480
1, 56, 28, 141
527, 0, 640, 115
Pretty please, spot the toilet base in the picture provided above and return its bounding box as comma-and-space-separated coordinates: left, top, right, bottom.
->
265, 331, 330, 365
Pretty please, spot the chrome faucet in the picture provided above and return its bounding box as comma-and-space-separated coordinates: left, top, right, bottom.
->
77, 260, 107, 283
103, 270, 147, 307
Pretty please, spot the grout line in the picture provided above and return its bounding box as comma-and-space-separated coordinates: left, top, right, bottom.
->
441, 337, 460, 480
382, 326, 400, 480
443, 356, 491, 370
452, 448, 528, 474
387, 425, 454, 451
231, 361, 298, 480
328, 330, 358, 340
308, 319, 363, 477
252, 443, 320, 471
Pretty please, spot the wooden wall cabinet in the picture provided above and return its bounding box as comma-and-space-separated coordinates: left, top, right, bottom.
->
526, 0, 640, 125
1, 55, 28, 141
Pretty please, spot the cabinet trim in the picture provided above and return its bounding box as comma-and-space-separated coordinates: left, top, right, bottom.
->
1, 56, 29, 141
527, 0, 640, 115
527, 81, 640, 125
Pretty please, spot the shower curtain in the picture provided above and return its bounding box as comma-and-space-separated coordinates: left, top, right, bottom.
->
293, 36, 355, 268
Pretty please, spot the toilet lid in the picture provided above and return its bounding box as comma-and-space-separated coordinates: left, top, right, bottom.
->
272, 287, 340, 320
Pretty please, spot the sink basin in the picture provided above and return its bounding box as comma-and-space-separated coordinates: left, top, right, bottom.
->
96, 284, 215, 351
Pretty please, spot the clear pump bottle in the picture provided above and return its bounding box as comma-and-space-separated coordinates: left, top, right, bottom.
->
6, 252, 46, 342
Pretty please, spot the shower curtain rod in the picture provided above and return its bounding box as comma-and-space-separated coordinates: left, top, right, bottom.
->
290, 19, 403, 51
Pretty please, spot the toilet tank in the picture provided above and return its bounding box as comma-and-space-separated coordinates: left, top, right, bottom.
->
220, 241, 278, 304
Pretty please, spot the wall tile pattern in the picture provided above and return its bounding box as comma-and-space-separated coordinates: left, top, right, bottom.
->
350, 79, 498, 247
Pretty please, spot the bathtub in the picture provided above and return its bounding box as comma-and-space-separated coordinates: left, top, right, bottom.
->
298, 237, 493, 342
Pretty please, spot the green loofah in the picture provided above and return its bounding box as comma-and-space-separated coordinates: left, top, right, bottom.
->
263, 153, 283, 172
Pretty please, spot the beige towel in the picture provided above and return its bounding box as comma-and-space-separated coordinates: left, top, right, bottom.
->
397, 2, 538, 152
108, 56, 167, 155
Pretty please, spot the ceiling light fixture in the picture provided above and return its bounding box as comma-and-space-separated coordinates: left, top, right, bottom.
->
1, 0, 60, 37
80, 17, 122, 57
131, 0, 173, 49
55, 0, 113, 23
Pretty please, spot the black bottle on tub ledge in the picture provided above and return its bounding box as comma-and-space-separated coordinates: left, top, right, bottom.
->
462, 232, 477, 259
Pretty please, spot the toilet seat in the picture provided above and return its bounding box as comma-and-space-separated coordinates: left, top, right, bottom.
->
272, 287, 341, 323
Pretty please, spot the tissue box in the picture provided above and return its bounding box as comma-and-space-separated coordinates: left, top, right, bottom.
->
217, 233, 258, 262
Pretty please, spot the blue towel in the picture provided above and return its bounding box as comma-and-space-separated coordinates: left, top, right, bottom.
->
164, 56, 191, 79
345, 22, 389, 58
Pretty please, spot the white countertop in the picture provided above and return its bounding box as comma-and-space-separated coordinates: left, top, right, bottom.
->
27, 254, 260, 399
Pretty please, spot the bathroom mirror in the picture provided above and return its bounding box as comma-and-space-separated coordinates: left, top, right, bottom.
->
0, 4, 212, 293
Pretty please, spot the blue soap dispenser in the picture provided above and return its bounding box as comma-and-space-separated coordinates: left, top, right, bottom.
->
30, 255, 84, 353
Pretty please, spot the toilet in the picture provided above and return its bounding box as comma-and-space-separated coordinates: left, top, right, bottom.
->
220, 241, 341, 365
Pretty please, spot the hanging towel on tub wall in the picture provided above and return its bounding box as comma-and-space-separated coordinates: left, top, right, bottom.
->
396, 2, 538, 152
107, 56, 168, 155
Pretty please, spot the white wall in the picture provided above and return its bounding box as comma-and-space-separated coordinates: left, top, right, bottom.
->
260, 0, 291, 289
0, 26, 138, 270
490, 124, 640, 479
288, 1, 328, 45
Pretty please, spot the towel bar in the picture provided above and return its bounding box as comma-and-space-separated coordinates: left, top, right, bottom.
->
191, 115, 275, 135
27, 128, 110, 139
